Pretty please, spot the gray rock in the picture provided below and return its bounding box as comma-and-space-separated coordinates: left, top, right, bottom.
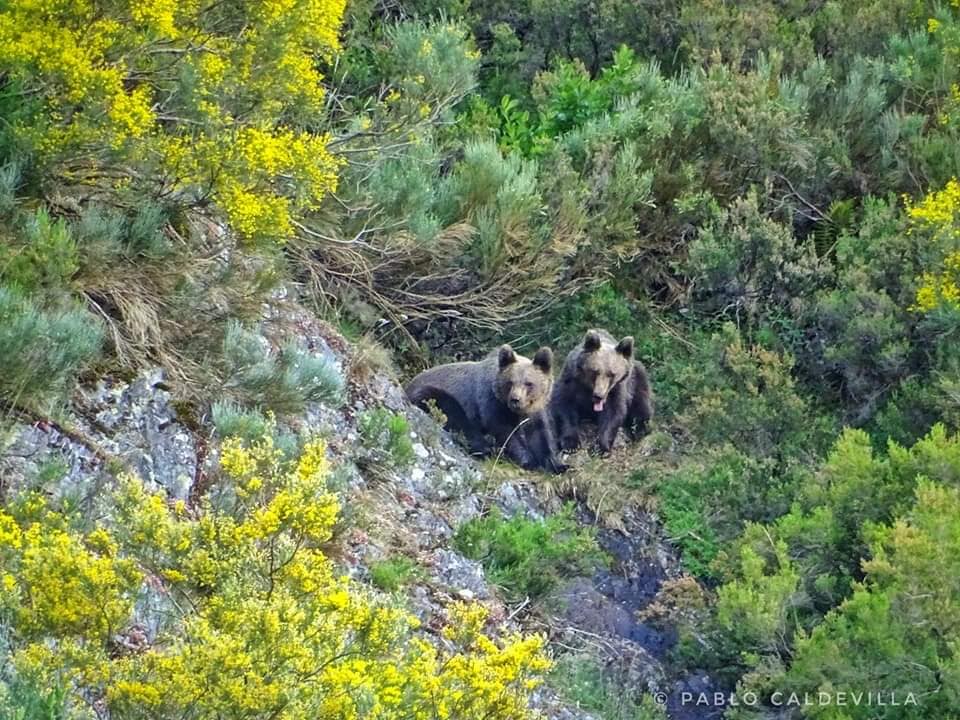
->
77, 370, 197, 500
410, 508, 454, 548
427, 549, 490, 600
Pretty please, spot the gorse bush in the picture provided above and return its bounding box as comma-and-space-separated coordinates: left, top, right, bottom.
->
0, 432, 551, 720
0, 0, 345, 245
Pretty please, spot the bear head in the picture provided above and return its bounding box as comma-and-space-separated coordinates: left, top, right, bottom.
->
494, 344, 554, 416
575, 329, 633, 412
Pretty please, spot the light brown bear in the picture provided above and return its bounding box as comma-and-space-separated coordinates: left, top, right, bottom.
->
551, 329, 653, 454
406, 345, 566, 473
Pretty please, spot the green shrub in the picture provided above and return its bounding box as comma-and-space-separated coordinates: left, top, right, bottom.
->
1, 208, 78, 296
686, 190, 827, 333
357, 408, 415, 469
222, 321, 344, 414
0, 679, 69, 720
211, 401, 271, 442
678, 324, 835, 460
700, 423, 960, 684
453, 505, 607, 600
654, 448, 804, 578
0, 286, 102, 408
368, 556, 421, 592
782, 481, 960, 719
0, 161, 22, 217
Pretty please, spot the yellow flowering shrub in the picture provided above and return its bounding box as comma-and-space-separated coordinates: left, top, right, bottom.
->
906, 179, 960, 312
0, 0, 346, 244
0, 432, 550, 719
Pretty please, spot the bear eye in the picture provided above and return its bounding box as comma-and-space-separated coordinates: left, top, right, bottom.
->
525, 381, 534, 390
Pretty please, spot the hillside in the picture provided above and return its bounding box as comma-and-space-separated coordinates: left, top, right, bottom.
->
2, 1, 960, 719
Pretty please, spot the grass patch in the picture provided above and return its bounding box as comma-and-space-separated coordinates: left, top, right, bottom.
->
549, 653, 667, 720
369, 556, 421, 592
453, 504, 607, 601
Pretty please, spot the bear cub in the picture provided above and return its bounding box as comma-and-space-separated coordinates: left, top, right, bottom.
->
405, 345, 566, 473
551, 329, 653, 454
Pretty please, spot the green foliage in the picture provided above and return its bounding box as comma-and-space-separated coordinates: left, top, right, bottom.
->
357, 408, 416, 469
0, 286, 102, 408
549, 654, 668, 720
678, 324, 834, 460
783, 481, 960, 719
0, 679, 69, 720
454, 506, 607, 601
687, 190, 827, 331
368, 556, 422, 593
222, 322, 344, 414
714, 541, 801, 663
1, 208, 78, 295
655, 448, 803, 578
698, 424, 960, 688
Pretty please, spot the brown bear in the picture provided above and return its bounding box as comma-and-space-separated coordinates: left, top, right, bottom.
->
405, 345, 566, 473
551, 329, 653, 454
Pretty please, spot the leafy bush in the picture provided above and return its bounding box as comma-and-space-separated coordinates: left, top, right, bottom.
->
654, 448, 804, 578
687, 190, 827, 330
454, 505, 607, 600
696, 423, 960, 686
678, 324, 834, 461
0, 432, 552, 720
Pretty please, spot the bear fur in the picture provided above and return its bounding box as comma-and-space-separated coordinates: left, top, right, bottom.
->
551, 329, 653, 454
405, 345, 566, 473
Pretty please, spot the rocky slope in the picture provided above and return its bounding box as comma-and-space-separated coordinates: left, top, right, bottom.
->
0, 293, 721, 720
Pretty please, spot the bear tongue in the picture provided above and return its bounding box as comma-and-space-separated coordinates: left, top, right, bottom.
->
593, 399, 605, 412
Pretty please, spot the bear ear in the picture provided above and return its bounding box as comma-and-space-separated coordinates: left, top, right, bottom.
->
616, 336, 634, 359
533, 347, 553, 373
498, 344, 518, 369
583, 330, 602, 352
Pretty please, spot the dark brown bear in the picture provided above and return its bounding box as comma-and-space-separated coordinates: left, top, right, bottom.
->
406, 345, 566, 473
551, 329, 653, 454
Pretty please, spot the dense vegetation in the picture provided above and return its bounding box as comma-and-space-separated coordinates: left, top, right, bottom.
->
2, 0, 960, 718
